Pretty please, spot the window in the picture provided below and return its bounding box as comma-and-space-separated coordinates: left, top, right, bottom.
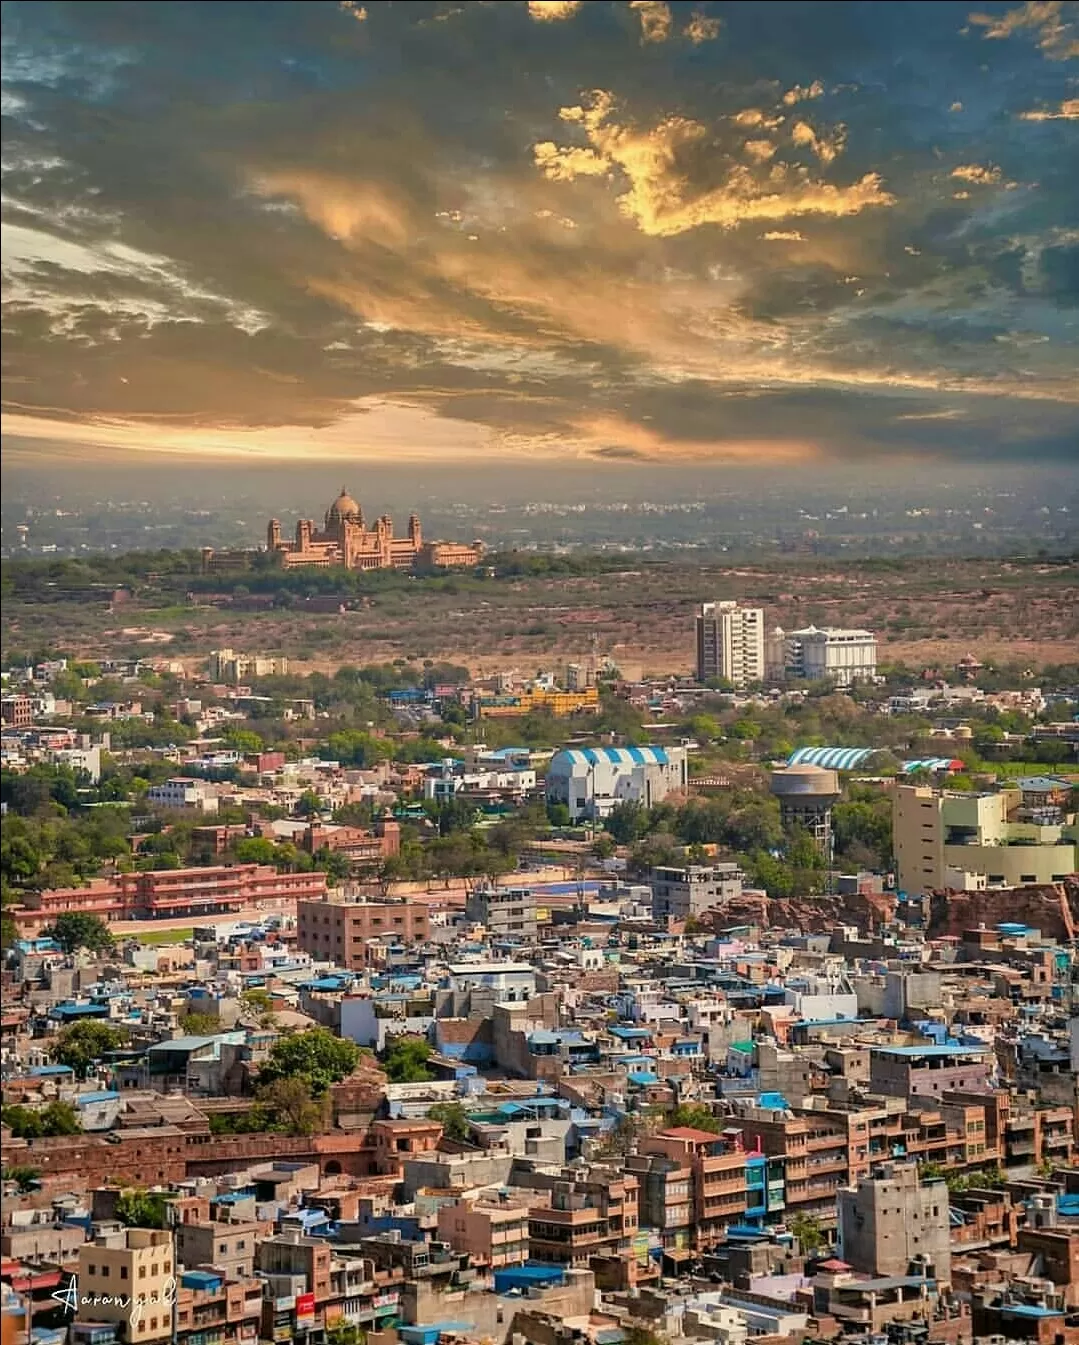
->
87, 1265, 97, 1276
120, 1267, 128, 1281
139, 1267, 147, 1280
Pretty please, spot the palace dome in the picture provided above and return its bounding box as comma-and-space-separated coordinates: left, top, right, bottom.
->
327, 487, 362, 523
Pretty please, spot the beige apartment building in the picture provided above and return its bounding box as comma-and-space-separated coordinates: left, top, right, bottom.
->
436, 1194, 530, 1269
76, 1228, 175, 1344
893, 784, 1077, 895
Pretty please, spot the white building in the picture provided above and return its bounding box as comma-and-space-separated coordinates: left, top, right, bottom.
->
545, 745, 688, 822
695, 602, 765, 688
769, 626, 878, 686
146, 777, 219, 814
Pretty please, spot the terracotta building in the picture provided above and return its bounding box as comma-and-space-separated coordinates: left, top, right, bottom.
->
201, 488, 483, 574
297, 896, 431, 968
11, 863, 327, 934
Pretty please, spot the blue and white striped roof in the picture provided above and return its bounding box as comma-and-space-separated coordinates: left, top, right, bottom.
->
787, 746, 874, 770
787, 746, 960, 774
550, 745, 670, 770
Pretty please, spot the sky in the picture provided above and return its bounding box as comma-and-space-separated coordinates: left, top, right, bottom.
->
2, 0, 1078, 469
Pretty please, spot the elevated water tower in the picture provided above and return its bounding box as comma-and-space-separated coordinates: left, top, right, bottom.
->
770, 763, 842, 859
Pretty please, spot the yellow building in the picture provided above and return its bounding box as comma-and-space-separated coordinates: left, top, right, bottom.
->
893, 784, 1077, 895
76, 1228, 174, 1344
474, 686, 600, 719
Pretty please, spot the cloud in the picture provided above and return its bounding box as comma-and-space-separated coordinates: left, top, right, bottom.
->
1, 0, 1077, 466
534, 91, 893, 237
791, 119, 846, 165
526, 0, 583, 20
339, 1, 367, 20
1019, 97, 1079, 119
683, 10, 722, 44
629, 1, 673, 44
951, 163, 1005, 183
967, 0, 1079, 59
783, 81, 826, 106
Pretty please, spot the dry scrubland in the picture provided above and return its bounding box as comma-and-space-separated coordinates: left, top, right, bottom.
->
4, 556, 1077, 676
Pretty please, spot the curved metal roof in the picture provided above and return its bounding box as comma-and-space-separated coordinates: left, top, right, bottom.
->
549, 745, 670, 771
787, 745, 874, 771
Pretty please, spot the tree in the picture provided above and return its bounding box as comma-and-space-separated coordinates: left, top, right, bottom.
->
790, 1212, 826, 1254
667, 1103, 721, 1133
591, 834, 616, 861
545, 802, 572, 828
52, 1021, 128, 1080
46, 912, 114, 956
327, 1325, 367, 1345
383, 1035, 433, 1083
257, 1077, 330, 1136
179, 1011, 220, 1036
428, 1101, 471, 1142
2, 1101, 81, 1138
240, 988, 273, 1015
2, 1164, 41, 1192
114, 1189, 171, 1229
314, 847, 352, 887
232, 837, 278, 865
259, 1027, 360, 1097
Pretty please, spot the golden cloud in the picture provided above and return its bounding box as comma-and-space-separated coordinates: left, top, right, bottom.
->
1019, 97, 1079, 119
762, 230, 807, 241
575, 412, 822, 462
782, 81, 826, 106
533, 90, 894, 237
744, 140, 778, 163
527, 0, 583, 19
683, 10, 722, 43
791, 119, 846, 165
968, 0, 1079, 59
629, 0, 673, 44
339, 0, 367, 20
951, 163, 1004, 184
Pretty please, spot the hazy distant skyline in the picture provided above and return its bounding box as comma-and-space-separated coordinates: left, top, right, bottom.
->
3, 0, 1078, 467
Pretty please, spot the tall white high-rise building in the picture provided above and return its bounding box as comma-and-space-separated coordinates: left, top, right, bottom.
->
695, 601, 765, 688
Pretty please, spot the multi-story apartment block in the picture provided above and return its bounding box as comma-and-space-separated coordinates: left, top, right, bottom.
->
869, 1044, 993, 1102
436, 1194, 530, 1269
176, 1220, 260, 1278
624, 1152, 693, 1250
893, 783, 1077, 894
649, 863, 745, 922
146, 778, 219, 814
75, 1229, 175, 1345
520, 1167, 638, 1266
465, 886, 538, 940
695, 602, 765, 689
206, 649, 289, 683
838, 1163, 952, 1287
297, 897, 431, 969
642, 1128, 747, 1249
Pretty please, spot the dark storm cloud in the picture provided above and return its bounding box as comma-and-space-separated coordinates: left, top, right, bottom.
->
2, 0, 1078, 462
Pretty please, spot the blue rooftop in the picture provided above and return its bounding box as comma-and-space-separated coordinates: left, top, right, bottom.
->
627, 1071, 660, 1086
29, 1064, 74, 1076
75, 1091, 120, 1106
873, 1044, 987, 1057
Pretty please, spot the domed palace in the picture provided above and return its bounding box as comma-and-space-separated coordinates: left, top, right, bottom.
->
201, 487, 484, 574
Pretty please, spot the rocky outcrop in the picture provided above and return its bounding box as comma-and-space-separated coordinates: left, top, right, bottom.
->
925, 880, 1077, 942
712, 887, 896, 935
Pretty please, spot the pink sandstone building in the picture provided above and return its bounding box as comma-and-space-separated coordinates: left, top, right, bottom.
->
202, 487, 484, 574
